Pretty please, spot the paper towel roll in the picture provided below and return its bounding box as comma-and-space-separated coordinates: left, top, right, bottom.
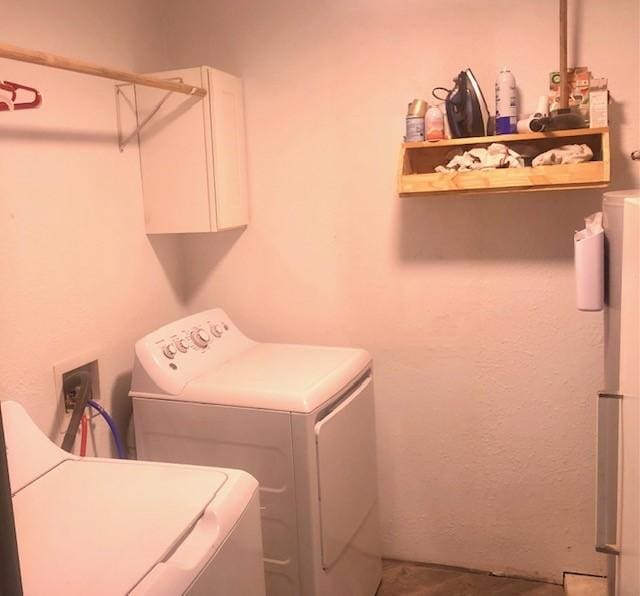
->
574, 229, 604, 311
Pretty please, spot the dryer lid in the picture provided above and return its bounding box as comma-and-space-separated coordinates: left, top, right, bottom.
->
603, 189, 640, 206
180, 343, 371, 413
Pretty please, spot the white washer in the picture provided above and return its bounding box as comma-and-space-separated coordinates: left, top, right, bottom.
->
2, 400, 266, 596
130, 308, 382, 596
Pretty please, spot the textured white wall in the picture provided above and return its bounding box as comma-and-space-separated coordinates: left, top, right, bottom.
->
163, 0, 640, 582
1, 0, 638, 584
0, 0, 184, 456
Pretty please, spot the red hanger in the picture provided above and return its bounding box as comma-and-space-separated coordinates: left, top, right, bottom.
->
0, 81, 42, 111
0, 81, 16, 110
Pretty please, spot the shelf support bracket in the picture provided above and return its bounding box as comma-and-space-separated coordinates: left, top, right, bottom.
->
115, 84, 176, 152
115, 76, 196, 152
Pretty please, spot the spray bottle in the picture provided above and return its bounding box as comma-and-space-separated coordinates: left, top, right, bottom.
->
495, 68, 517, 134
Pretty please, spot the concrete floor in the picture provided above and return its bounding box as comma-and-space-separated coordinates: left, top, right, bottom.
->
377, 560, 564, 595
564, 574, 607, 596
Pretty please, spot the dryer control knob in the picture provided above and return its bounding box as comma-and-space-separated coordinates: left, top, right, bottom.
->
162, 343, 178, 359
191, 328, 210, 348
210, 323, 223, 338
176, 338, 189, 353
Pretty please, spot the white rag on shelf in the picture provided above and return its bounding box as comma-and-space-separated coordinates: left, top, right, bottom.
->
435, 143, 524, 173
532, 143, 593, 167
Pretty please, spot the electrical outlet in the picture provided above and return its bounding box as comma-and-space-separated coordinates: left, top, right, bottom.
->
53, 350, 101, 415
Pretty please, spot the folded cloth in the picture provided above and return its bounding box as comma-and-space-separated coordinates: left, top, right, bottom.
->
532, 143, 593, 167
435, 143, 523, 173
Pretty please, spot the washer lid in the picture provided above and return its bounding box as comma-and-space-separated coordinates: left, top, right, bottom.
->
13, 458, 230, 596
180, 343, 371, 413
2, 400, 68, 493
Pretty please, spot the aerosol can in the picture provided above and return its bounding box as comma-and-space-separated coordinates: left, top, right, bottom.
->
495, 68, 517, 134
405, 98, 427, 142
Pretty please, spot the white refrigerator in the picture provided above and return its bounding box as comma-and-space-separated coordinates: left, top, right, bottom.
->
598, 190, 639, 596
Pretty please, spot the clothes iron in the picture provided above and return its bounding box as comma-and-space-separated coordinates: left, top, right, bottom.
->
433, 69, 490, 138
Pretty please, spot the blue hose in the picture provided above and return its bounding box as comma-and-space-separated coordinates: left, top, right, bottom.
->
87, 400, 126, 459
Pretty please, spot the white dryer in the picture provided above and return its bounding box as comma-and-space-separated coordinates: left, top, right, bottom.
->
2, 400, 266, 596
130, 308, 382, 596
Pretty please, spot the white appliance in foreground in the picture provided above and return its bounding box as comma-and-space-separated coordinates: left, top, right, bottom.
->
2, 400, 266, 596
130, 309, 382, 596
597, 191, 639, 596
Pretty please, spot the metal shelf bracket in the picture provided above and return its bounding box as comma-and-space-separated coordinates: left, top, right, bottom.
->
115, 78, 196, 152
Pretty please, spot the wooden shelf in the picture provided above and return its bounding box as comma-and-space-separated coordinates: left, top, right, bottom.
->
398, 127, 610, 196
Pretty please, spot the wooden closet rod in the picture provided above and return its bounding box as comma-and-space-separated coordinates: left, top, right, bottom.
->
0, 42, 207, 96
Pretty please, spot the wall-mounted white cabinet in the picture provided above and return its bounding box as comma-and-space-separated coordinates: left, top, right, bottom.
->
135, 66, 249, 234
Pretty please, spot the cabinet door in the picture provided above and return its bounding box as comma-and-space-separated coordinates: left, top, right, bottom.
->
206, 68, 249, 231
136, 67, 213, 234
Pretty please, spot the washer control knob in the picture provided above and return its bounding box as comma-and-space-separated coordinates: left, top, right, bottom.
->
163, 343, 178, 359
176, 338, 190, 353
191, 328, 210, 348
210, 323, 223, 338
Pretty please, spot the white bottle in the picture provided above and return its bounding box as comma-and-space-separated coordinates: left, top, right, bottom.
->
495, 68, 517, 134
425, 104, 445, 141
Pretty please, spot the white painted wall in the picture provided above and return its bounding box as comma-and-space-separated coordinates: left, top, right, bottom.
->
162, 0, 640, 582
2, 0, 638, 585
0, 0, 183, 457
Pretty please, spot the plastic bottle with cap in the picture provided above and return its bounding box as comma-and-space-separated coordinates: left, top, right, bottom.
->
425, 104, 444, 141
495, 68, 517, 134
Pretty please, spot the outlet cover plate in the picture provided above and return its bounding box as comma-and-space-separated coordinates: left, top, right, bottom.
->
53, 349, 101, 413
